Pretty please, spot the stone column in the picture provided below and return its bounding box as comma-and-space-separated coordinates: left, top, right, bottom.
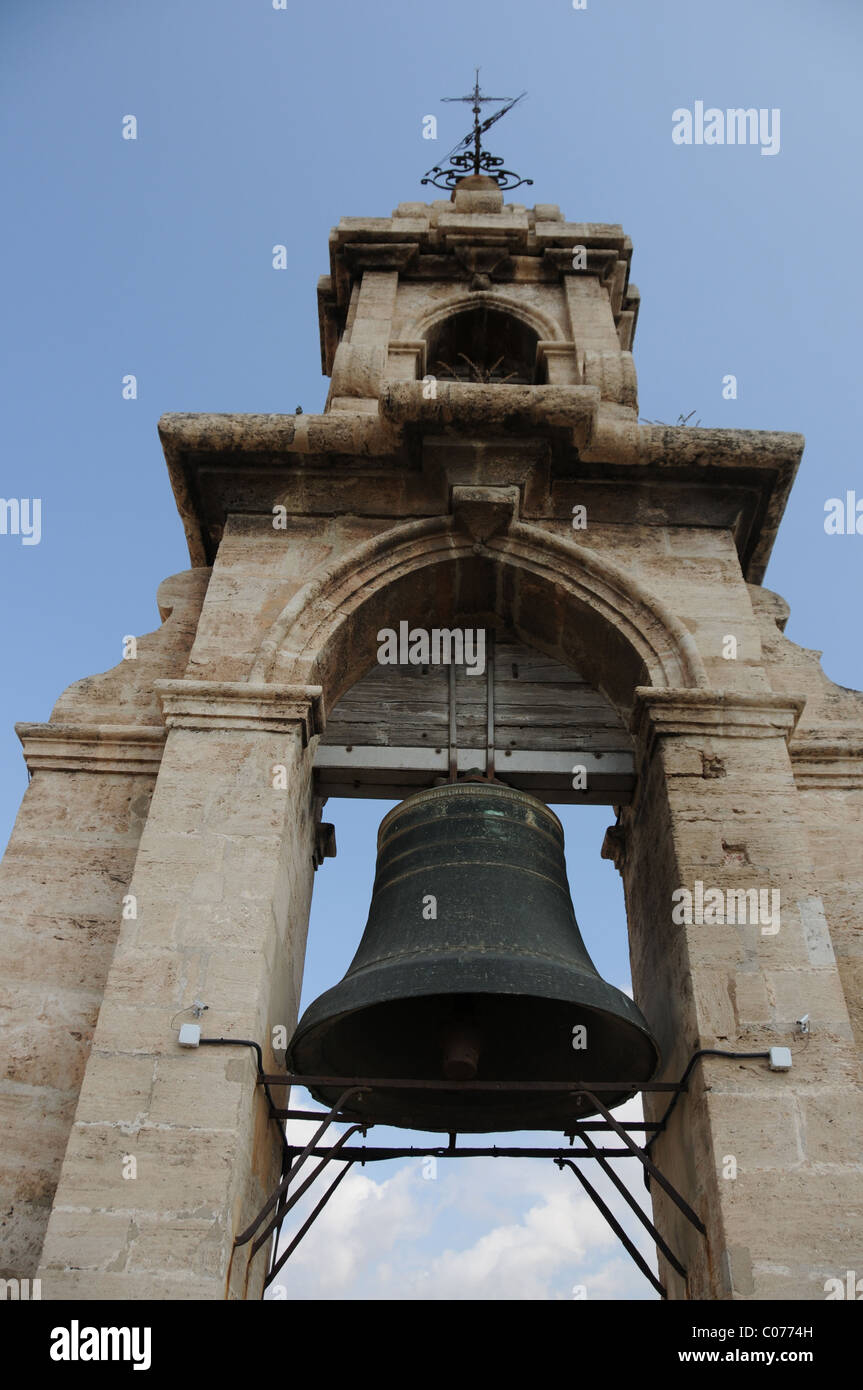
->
349, 271, 399, 348
36, 681, 322, 1300
617, 688, 863, 1299
563, 275, 621, 353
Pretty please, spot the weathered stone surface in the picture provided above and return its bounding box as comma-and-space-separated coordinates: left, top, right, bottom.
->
0, 181, 860, 1304
0, 570, 209, 1280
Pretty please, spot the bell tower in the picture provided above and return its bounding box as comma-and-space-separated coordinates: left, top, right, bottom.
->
2, 139, 863, 1301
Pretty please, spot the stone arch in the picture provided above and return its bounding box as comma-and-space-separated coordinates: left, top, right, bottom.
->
410, 291, 565, 350
251, 518, 707, 718
426, 305, 539, 384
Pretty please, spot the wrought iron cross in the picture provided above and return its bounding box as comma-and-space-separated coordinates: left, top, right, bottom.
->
421, 69, 533, 192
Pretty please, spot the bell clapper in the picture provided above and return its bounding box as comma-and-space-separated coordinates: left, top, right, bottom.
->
442, 999, 482, 1080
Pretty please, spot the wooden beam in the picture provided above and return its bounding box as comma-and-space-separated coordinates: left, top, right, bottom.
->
313, 745, 635, 804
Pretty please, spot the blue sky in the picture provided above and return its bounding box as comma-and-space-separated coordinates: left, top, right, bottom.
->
2, 0, 861, 1299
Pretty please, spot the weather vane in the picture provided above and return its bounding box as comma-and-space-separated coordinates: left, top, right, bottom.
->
421, 69, 533, 192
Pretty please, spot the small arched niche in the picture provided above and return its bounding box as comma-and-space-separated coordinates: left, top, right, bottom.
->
426, 306, 541, 385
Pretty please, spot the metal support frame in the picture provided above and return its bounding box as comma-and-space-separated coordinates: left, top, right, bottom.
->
237, 1072, 708, 1299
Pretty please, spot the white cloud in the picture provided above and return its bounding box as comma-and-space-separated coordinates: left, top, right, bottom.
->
267, 1126, 661, 1301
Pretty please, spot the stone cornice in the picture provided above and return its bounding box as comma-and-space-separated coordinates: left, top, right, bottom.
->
322, 209, 633, 303
158, 406, 802, 582
341, 243, 420, 273
789, 728, 863, 789
158, 414, 401, 566
579, 422, 802, 585
154, 681, 325, 744
632, 687, 806, 758
16, 723, 166, 775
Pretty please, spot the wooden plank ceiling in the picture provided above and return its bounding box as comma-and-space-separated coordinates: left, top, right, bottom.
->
314, 635, 635, 804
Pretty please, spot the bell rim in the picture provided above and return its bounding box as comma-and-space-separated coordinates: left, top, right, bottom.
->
290, 1009, 661, 1077
289, 970, 662, 1085
287, 986, 661, 1131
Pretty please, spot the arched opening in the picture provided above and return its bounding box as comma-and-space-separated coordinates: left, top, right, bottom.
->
266, 628, 659, 1299
425, 306, 541, 385
255, 523, 705, 1297
268, 797, 658, 1300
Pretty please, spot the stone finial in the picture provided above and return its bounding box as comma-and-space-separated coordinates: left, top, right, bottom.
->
452, 174, 505, 215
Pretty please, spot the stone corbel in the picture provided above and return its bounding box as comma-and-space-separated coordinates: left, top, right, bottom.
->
608, 260, 627, 317
616, 309, 636, 352
451, 485, 520, 543
542, 247, 619, 282
600, 822, 627, 873
313, 822, 337, 868
582, 349, 638, 410
449, 239, 514, 290
329, 342, 387, 401
317, 275, 343, 375
311, 794, 337, 868
155, 680, 325, 746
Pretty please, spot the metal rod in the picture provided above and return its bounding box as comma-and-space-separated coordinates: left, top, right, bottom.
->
262, 1074, 683, 1093
284, 1145, 638, 1160
198, 1036, 291, 1163
275, 1108, 659, 1131
573, 1127, 688, 1280
486, 629, 495, 778
234, 1088, 361, 1247
645, 1049, 771, 1157
235, 1066, 716, 1284
580, 1090, 707, 1235
264, 1161, 356, 1288
448, 664, 457, 780
249, 1124, 365, 1258
557, 1159, 666, 1299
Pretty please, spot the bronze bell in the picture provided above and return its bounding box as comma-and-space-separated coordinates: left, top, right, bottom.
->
287, 781, 660, 1132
